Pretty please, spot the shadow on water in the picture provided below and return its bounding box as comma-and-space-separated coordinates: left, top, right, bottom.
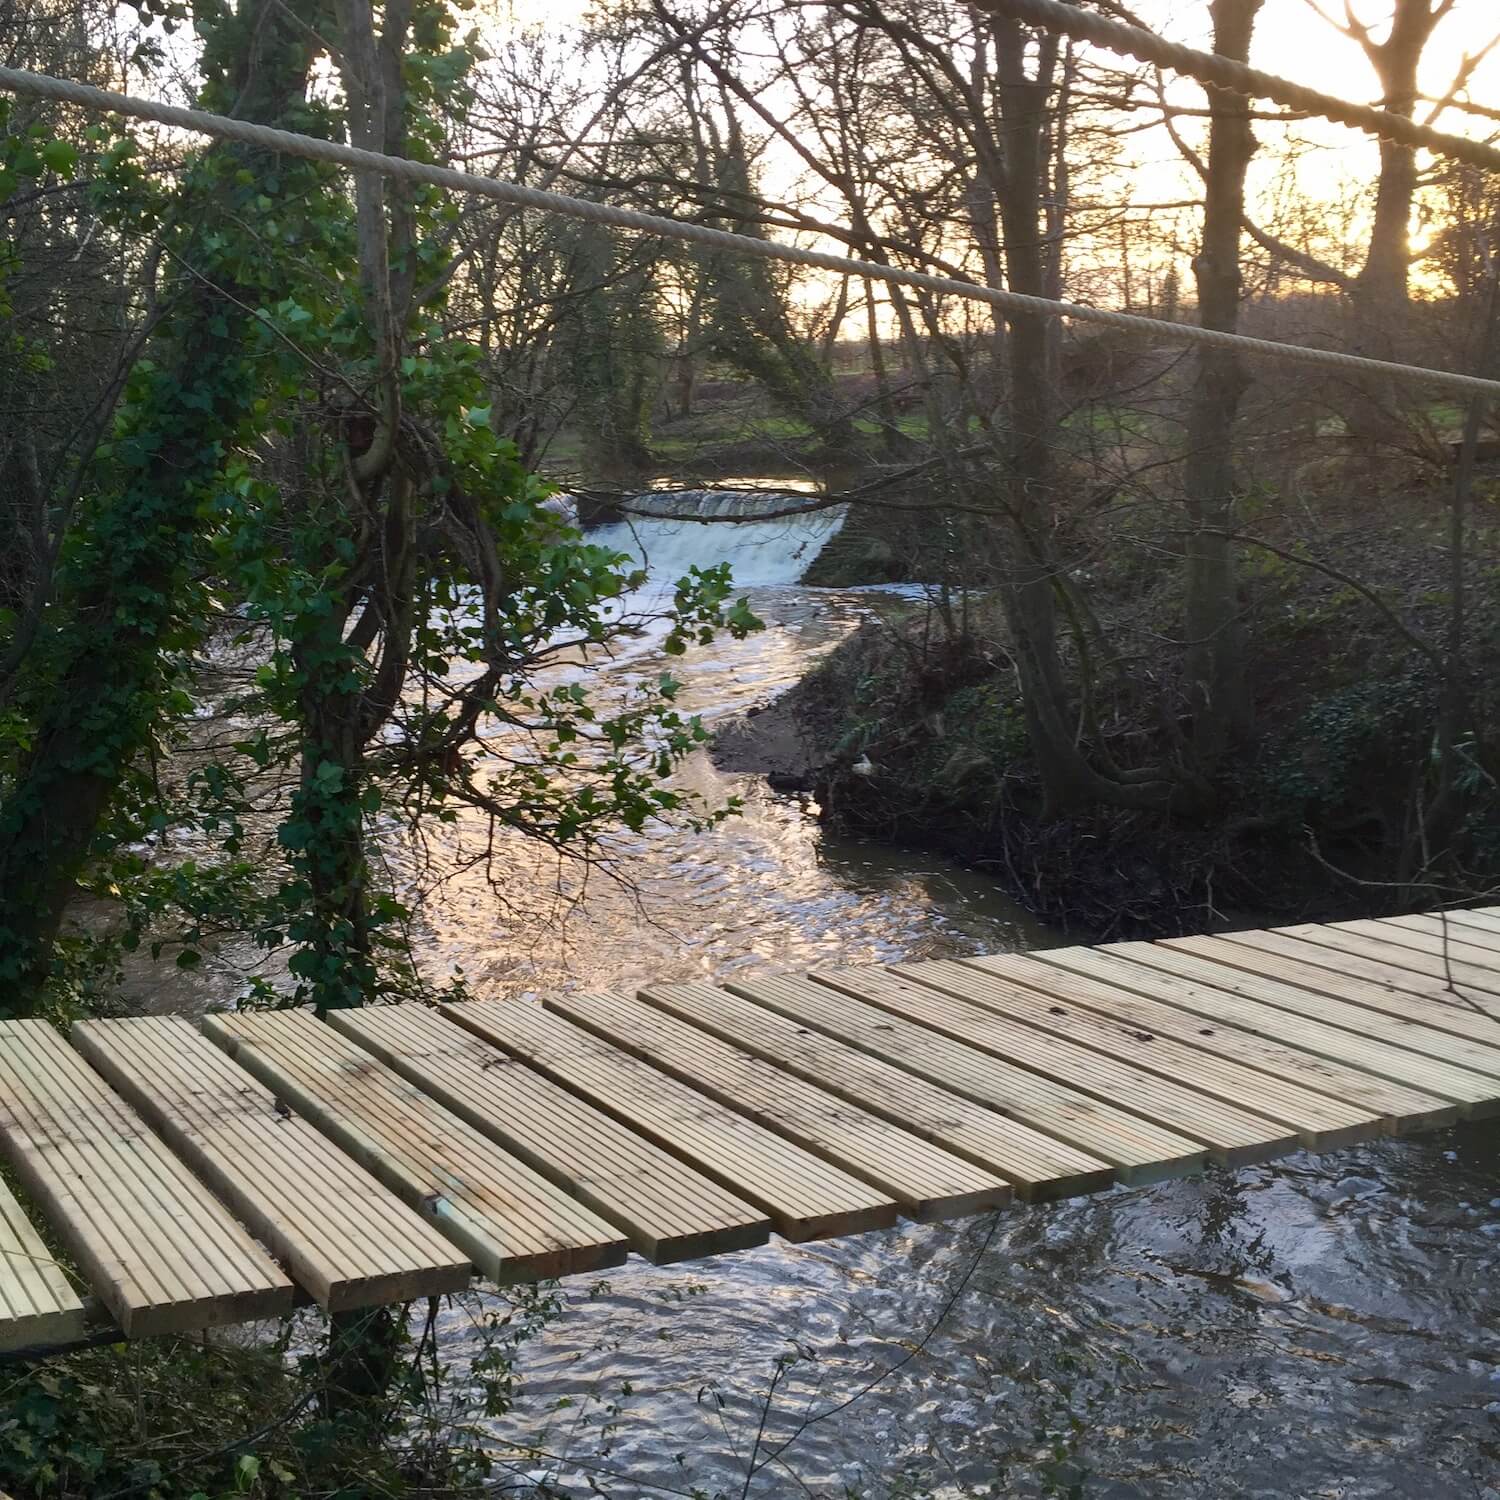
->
404, 495, 1500, 1498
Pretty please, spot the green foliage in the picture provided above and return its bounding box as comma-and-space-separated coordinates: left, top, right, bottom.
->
1254, 674, 1437, 821
0, 0, 764, 1017
0, 1286, 565, 1499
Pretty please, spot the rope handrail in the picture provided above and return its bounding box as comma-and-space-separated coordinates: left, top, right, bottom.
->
975, 0, 1500, 173
0, 62, 1497, 400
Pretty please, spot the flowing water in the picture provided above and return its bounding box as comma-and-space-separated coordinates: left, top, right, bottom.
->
387, 490, 1500, 1498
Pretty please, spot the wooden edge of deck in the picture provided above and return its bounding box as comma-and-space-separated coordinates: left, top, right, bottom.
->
962, 952, 1460, 1137
0, 1176, 87, 1354
442, 1000, 899, 1244
0, 1023, 295, 1337
723, 975, 1211, 1186
826, 966, 1306, 1166
637, 979, 1117, 1203
72, 1021, 473, 1313
920, 958, 1384, 1152
1045, 947, 1498, 1120
201, 1013, 628, 1287
542, 992, 1014, 1224
326, 1008, 774, 1266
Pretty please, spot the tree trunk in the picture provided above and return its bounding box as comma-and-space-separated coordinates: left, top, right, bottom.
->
991, 18, 1090, 815
1357, 0, 1446, 310
0, 0, 320, 1009
1182, 0, 1261, 761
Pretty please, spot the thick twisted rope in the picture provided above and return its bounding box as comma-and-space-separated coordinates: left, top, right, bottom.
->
975, 0, 1500, 172
1, 62, 1498, 399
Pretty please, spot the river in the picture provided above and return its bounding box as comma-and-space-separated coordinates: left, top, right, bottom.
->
392, 493, 1500, 1498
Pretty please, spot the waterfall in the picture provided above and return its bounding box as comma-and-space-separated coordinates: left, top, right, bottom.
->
587, 489, 846, 591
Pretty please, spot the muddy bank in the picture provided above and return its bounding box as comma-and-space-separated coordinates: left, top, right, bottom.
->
710, 692, 826, 792
712, 567, 1500, 943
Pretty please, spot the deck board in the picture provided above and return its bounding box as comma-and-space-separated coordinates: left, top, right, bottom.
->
723, 974, 1208, 1182
1439, 909, 1500, 939
327, 1005, 772, 1264
442, 1000, 898, 1241
1275, 923, 1500, 994
0, 1020, 292, 1337
961, 953, 1457, 1131
1222, 926, 1500, 1003
0, 1174, 86, 1353
8, 902, 1500, 1351
1036, 948, 1500, 1113
1152, 937, 1500, 1067
545, 991, 1013, 1221
203, 1010, 628, 1284
893, 959, 1380, 1150
639, 979, 1113, 1199
1381, 913, 1500, 953
1325, 917, 1500, 973
824, 964, 1303, 1163
74, 1017, 472, 1311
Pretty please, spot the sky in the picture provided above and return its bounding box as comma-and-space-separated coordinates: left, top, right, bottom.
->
485, 0, 1500, 303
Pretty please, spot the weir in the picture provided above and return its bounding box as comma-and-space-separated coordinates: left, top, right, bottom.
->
586, 489, 847, 590
3, 907, 1498, 1357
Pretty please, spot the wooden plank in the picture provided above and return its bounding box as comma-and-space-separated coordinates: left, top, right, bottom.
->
0, 1173, 86, 1354
1440, 909, 1500, 939
723, 973, 1208, 1183
961, 952, 1458, 1132
327, 1006, 772, 1264
896, 959, 1379, 1150
1116, 940, 1500, 1082
203, 1010, 628, 1284
1335, 916, 1500, 972
74, 1017, 472, 1312
1379, 912, 1500, 952
1260, 923, 1500, 999
0, 1020, 292, 1337
442, 1000, 898, 1241
640, 980, 1113, 1200
1166, 932, 1500, 1050
546, 991, 1012, 1221
815, 966, 1298, 1165
1037, 948, 1500, 1113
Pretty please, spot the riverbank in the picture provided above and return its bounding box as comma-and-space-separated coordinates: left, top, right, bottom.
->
714, 484, 1500, 941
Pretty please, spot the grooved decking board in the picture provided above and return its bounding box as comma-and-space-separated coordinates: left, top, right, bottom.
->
1145, 939, 1500, 1076
74, 1017, 471, 1311
327, 1006, 771, 1264
962, 953, 1457, 1132
640, 980, 1113, 1200
1231, 925, 1500, 1002
203, 1011, 628, 1283
724, 974, 1207, 1183
546, 991, 1012, 1220
893, 959, 1379, 1150
1165, 933, 1500, 1044
1383, 912, 1500, 955
1439, 909, 1500, 939
442, 1001, 897, 1240
1036, 948, 1500, 1114
0, 1020, 292, 1337
1330, 917, 1500, 974
1, 1174, 86, 1353
822, 966, 1300, 1164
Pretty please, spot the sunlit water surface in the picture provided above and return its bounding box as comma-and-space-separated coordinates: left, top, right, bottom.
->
379, 503, 1500, 1498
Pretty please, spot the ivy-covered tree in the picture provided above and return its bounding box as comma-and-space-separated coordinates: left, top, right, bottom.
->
0, 0, 760, 1019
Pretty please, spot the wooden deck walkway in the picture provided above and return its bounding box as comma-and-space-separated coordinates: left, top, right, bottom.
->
4, 908, 1500, 1352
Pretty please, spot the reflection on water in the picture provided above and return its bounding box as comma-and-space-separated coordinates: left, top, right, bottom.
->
394, 539, 1499, 1498
400, 580, 1051, 1000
